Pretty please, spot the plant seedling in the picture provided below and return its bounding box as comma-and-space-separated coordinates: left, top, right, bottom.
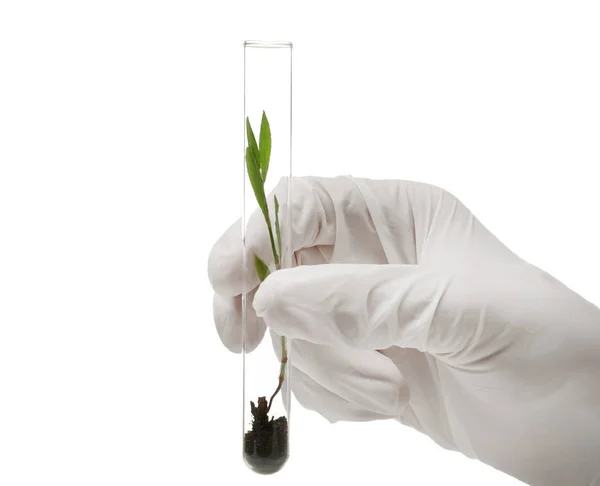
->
243, 111, 289, 473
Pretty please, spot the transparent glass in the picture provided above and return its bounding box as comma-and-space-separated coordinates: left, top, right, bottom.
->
242, 40, 293, 475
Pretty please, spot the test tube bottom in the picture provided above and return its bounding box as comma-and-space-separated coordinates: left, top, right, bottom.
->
243, 396, 289, 474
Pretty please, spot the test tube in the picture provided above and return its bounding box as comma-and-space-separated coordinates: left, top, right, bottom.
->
241, 40, 292, 475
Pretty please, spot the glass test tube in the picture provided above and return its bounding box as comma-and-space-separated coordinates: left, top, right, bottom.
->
242, 40, 292, 475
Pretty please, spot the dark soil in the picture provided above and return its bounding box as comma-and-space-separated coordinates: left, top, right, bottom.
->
243, 396, 288, 474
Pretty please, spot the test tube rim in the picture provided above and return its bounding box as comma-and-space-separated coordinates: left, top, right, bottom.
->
244, 40, 293, 49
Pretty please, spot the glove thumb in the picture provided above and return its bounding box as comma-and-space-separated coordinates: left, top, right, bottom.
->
253, 263, 450, 353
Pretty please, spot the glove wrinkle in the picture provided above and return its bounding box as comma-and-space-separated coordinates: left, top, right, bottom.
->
352, 177, 418, 265
314, 176, 388, 265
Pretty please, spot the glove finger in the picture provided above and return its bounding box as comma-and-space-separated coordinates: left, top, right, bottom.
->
255, 263, 447, 352
211, 247, 329, 354
213, 288, 265, 353
207, 177, 335, 297
268, 330, 408, 419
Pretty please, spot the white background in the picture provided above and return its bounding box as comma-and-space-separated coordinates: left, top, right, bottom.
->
1, 1, 599, 485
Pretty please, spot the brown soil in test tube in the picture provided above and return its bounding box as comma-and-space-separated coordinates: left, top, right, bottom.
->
243, 396, 288, 474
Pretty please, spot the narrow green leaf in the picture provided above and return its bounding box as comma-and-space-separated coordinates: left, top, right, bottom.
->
274, 195, 282, 260
254, 254, 271, 282
259, 111, 271, 182
246, 116, 280, 265
246, 117, 260, 171
246, 146, 279, 265
245, 147, 268, 218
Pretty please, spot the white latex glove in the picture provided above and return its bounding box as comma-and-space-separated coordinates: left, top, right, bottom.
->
207, 176, 600, 486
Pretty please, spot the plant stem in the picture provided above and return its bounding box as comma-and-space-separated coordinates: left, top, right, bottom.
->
267, 336, 288, 413
266, 220, 279, 266
265, 214, 285, 412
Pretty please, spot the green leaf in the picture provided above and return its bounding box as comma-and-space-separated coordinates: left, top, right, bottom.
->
246, 114, 279, 266
245, 146, 268, 219
274, 195, 282, 260
254, 254, 271, 282
259, 111, 271, 182
246, 117, 260, 170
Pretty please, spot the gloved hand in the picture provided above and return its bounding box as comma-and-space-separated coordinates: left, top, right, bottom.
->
207, 175, 600, 486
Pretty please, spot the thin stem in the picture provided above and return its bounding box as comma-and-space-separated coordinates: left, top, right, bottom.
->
265, 208, 286, 412
265, 219, 279, 266
267, 336, 288, 413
